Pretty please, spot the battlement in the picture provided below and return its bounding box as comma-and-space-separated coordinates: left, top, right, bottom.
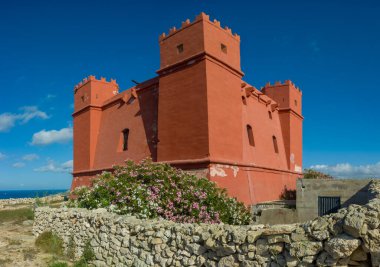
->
262, 80, 301, 93
74, 75, 118, 91
159, 12, 240, 42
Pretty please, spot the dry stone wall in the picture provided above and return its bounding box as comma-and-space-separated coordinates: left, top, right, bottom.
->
33, 181, 380, 267
0, 194, 64, 209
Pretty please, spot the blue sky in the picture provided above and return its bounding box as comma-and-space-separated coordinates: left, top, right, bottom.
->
0, 0, 379, 189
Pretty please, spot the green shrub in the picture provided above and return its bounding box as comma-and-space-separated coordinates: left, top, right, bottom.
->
48, 262, 68, 267
73, 259, 88, 267
303, 169, 333, 179
35, 231, 63, 255
66, 236, 75, 259
82, 240, 95, 262
69, 159, 251, 225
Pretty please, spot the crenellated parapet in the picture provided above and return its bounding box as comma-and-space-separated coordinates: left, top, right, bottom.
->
262, 80, 301, 93
74, 75, 118, 91
159, 12, 240, 42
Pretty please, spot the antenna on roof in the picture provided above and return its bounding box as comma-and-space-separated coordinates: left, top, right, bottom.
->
131, 80, 140, 85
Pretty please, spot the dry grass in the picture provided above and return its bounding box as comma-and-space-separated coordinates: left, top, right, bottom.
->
0, 208, 34, 224
35, 231, 64, 256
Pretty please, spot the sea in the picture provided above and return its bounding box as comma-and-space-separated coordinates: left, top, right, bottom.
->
0, 189, 68, 199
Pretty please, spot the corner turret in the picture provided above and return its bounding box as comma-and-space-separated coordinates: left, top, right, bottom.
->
74, 75, 119, 113
262, 80, 303, 173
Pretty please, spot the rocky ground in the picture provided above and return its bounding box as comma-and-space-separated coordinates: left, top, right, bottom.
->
0, 198, 69, 267
0, 218, 51, 266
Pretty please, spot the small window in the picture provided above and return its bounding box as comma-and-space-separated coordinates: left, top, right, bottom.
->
272, 135, 279, 153
295, 99, 298, 106
247, 125, 255, 147
122, 129, 130, 151
177, 44, 184, 54
221, 43, 227, 53
81, 95, 85, 102
268, 111, 272, 119
242, 96, 247, 105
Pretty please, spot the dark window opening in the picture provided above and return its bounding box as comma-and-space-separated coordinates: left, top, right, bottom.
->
295, 99, 298, 106
318, 196, 341, 216
221, 43, 227, 53
272, 135, 279, 153
127, 96, 136, 105
242, 96, 247, 105
177, 44, 184, 54
247, 125, 255, 147
81, 95, 85, 102
122, 129, 130, 151
268, 111, 272, 119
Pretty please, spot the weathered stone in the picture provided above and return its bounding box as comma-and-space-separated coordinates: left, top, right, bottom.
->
344, 212, 366, 238
256, 238, 269, 256
217, 255, 236, 267
289, 241, 323, 257
350, 246, 368, 261
268, 243, 283, 255
247, 230, 262, 243
316, 251, 338, 266
310, 230, 330, 241
325, 234, 361, 259
186, 243, 206, 255
267, 234, 290, 244
262, 224, 296, 235
151, 238, 163, 245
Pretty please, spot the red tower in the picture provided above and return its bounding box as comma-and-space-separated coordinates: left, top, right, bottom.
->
71, 13, 303, 205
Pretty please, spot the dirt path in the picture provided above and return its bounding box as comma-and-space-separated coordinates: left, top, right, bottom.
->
0, 220, 53, 267
0, 201, 69, 267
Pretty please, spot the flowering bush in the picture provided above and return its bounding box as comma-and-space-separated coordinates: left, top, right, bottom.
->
69, 159, 251, 225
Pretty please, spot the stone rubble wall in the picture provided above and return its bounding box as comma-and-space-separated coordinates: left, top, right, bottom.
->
0, 194, 64, 209
33, 180, 380, 267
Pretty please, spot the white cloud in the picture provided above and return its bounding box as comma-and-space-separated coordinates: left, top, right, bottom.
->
0, 106, 49, 132
46, 94, 56, 100
22, 153, 39, 161
13, 162, 25, 168
0, 152, 6, 160
31, 127, 73, 146
310, 162, 380, 178
34, 160, 73, 173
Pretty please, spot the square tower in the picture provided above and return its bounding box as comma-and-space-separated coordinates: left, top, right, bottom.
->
157, 13, 244, 163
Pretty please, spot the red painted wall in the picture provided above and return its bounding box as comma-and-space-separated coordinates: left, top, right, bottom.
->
71, 13, 303, 205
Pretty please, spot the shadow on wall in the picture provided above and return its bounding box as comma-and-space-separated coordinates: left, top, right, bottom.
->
342, 182, 375, 208
279, 185, 296, 201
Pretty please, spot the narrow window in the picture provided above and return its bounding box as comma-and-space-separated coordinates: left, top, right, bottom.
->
272, 135, 279, 153
221, 43, 227, 54
122, 129, 130, 151
294, 99, 298, 106
177, 44, 184, 54
268, 111, 272, 119
247, 125, 255, 147
242, 96, 247, 105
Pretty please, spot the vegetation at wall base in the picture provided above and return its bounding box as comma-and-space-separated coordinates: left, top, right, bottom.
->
69, 159, 251, 225
35, 231, 63, 256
